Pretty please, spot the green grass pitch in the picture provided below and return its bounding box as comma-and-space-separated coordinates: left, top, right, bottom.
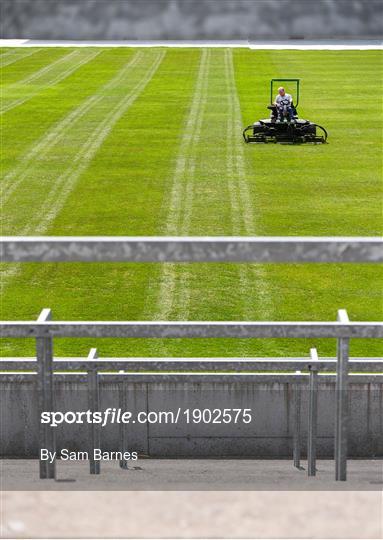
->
1, 47, 382, 358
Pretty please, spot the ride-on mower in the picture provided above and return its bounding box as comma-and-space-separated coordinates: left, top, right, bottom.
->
243, 79, 328, 144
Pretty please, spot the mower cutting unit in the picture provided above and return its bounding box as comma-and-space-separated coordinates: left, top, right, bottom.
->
243, 79, 328, 144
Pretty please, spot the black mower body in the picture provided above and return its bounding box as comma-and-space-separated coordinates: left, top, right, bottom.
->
243, 118, 327, 144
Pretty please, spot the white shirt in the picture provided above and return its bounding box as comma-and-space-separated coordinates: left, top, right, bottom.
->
275, 93, 292, 106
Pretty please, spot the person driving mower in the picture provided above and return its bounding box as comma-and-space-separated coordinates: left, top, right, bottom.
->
274, 86, 295, 123
242, 78, 328, 144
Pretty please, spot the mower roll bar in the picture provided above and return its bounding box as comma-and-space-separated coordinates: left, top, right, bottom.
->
242, 125, 256, 142
311, 124, 327, 141
271, 78, 300, 107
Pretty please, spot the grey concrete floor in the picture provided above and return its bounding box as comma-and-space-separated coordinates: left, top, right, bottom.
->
1, 458, 382, 491
1, 460, 382, 538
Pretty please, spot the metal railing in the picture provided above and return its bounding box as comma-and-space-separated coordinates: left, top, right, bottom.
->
2, 343, 382, 481
1, 236, 382, 483
1, 236, 382, 262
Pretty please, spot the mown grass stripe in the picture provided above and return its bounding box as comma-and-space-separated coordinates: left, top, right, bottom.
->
19, 50, 80, 84
225, 48, 273, 322
164, 49, 210, 236
225, 49, 257, 334
1, 52, 162, 225
154, 49, 210, 322
30, 51, 166, 236
1, 51, 165, 292
1, 49, 101, 114
1, 50, 133, 173
153, 49, 272, 338
1, 52, 142, 204
0, 48, 41, 67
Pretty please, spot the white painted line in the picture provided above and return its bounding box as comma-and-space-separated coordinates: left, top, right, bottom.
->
1, 39, 381, 50
248, 40, 382, 50
0, 39, 248, 48
0, 39, 29, 46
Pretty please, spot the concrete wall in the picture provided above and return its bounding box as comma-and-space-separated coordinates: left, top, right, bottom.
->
1, 376, 382, 458
2, 0, 382, 40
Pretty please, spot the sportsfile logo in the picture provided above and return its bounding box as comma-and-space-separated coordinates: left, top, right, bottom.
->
41, 408, 254, 427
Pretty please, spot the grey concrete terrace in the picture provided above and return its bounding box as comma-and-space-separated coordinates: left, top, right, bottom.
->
2, 372, 382, 460
1, 373, 383, 383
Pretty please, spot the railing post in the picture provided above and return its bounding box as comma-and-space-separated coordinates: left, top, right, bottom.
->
293, 370, 302, 470
335, 309, 350, 481
307, 348, 319, 477
87, 348, 100, 474
36, 308, 55, 479
119, 372, 129, 469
